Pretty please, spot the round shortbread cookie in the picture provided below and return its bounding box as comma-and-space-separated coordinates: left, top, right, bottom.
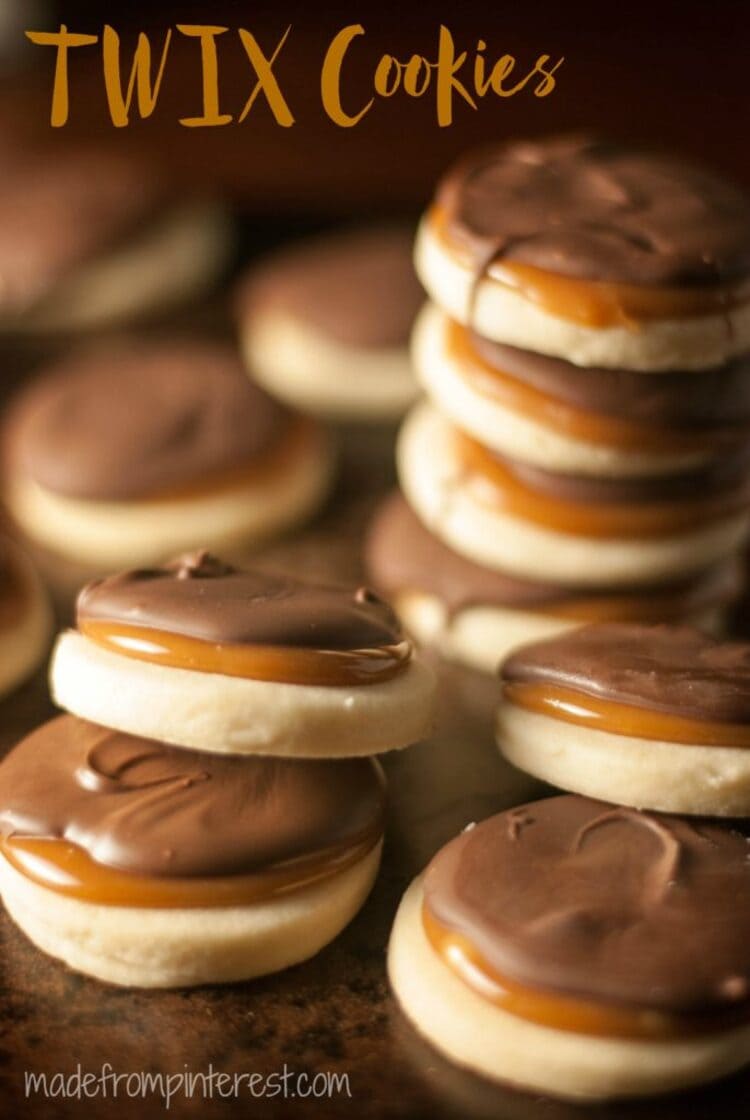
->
5, 425, 333, 568
50, 630, 436, 758
416, 216, 750, 372
0, 840, 381, 988
412, 303, 715, 477
388, 877, 750, 1101
237, 227, 421, 421
397, 403, 750, 587
496, 703, 750, 816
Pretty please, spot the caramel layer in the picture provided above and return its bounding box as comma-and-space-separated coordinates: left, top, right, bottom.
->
446, 319, 720, 453
422, 904, 748, 1038
80, 619, 411, 686
1, 830, 381, 908
457, 432, 749, 538
139, 415, 316, 503
432, 207, 750, 328
503, 681, 750, 747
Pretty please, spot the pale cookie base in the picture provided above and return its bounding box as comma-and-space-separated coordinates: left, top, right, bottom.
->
395, 590, 724, 676
397, 403, 750, 586
241, 311, 418, 421
2, 202, 232, 334
415, 218, 750, 371
0, 544, 52, 696
497, 703, 750, 816
388, 877, 750, 1101
50, 632, 436, 758
0, 841, 381, 988
413, 303, 710, 477
5, 426, 334, 568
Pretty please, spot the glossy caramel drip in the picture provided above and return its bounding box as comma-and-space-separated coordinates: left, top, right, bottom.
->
503, 681, 750, 747
80, 619, 411, 686
140, 415, 317, 503
422, 904, 748, 1038
446, 319, 718, 453
456, 431, 749, 538
431, 206, 750, 328
1, 830, 381, 908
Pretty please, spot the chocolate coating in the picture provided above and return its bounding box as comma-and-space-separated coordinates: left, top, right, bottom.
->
365, 493, 741, 617
239, 226, 423, 348
469, 331, 750, 430
0, 147, 166, 315
502, 623, 750, 724
78, 551, 404, 651
437, 136, 750, 286
0, 716, 385, 878
3, 341, 290, 501
424, 795, 750, 1016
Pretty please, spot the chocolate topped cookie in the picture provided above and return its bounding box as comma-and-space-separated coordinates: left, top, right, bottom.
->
389, 795, 750, 1099
238, 226, 421, 420
78, 550, 404, 658
0, 716, 385, 880
423, 795, 750, 1017
51, 552, 435, 759
416, 136, 750, 368
497, 623, 750, 815
4, 341, 289, 502
240, 227, 423, 349
2, 340, 333, 568
436, 136, 750, 287
502, 623, 750, 724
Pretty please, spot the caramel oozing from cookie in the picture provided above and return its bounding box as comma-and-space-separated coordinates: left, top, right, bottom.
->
456, 432, 749, 538
446, 319, 717, 453
2, 829, 381, 908
80, 619, 411, 686
431, 206, 750, 329
422, 904, 748, 1038
503, 681, 750, 747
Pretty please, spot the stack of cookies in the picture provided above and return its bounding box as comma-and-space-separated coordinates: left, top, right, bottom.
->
368, 137, 750, 676
0, 551, 434, 987
391, 621, 750, 1102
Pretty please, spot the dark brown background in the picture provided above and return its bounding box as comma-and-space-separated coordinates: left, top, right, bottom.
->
0, 1, 749, 1117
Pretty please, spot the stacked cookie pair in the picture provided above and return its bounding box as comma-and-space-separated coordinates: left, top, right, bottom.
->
368, 137, 750, 675
392, 621, 750, 1102
0, 551, 434, 987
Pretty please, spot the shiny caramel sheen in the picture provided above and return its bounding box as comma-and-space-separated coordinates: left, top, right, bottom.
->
456, 430, 750, 538
503, 681, 750, 747
1, 830, 381, 908
422, 904, 750, 1038
446, 318, 727, 453
431, 206, 750, 328
80, 619, 412, 686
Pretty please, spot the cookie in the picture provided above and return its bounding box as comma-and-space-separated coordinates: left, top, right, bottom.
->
389, 796, 750, 1099
498, 623, 750, 814
50, 551, 436, 757
0, 717, 384, 986
415, 137, 750, 370
2, 340, 333, 567
366, 493, 738, 673
237, 227, 422, 420
397, 403, 750, 586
